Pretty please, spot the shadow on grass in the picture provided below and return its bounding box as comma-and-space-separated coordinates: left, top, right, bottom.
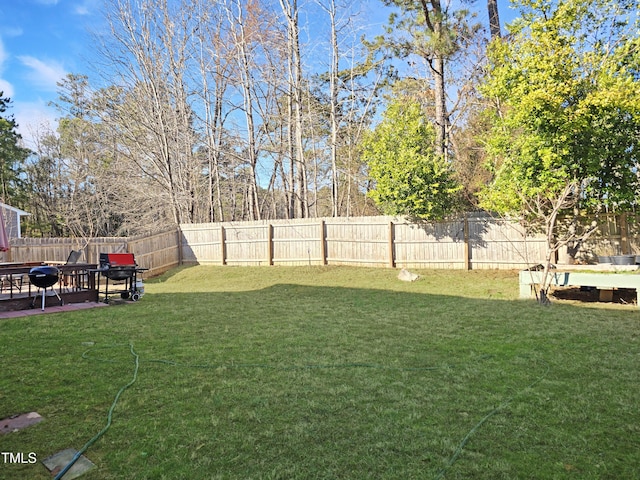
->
1, 281, 639, 479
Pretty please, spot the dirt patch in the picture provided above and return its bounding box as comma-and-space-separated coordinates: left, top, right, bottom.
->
551, 287, 637, 306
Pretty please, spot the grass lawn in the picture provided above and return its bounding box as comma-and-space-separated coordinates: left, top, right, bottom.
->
1, 265, 639, 479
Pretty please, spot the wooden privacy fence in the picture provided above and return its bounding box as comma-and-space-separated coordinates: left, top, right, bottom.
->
2, 229, 182, 277
179, 214, 640, 269
2, 214, 638, 274
179, 215, 551, 270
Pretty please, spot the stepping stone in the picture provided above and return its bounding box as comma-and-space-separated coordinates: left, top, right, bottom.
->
0, 412, 43, 434
42, 448, 96, 480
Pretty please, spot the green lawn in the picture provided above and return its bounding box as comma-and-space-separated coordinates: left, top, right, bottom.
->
1, 266, 639, 479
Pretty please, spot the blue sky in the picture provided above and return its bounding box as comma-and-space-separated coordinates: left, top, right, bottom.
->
0, 0, 102, 144
1, 0, 517, 148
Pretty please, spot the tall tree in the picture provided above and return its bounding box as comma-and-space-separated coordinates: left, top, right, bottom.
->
24, 125, 65, 236
226, 0, 267, 221
279, 0, 310, 218
321, 0, 341, 217
193, 0, 233, 222
99, 0, 202, 227
24, 75, 128, 237
480, 0, 640, 302
49, 74, 121, 238
379, 0, 481, 161
314, 0, 385, 217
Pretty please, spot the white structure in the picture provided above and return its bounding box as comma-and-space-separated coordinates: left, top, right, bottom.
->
519, 269, 640, 309
0, 203, 30, 238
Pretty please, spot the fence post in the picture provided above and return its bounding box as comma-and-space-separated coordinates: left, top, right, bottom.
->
220, 225, 227, 265
319, 220, 327, 265
464, 215, 471, 270
388, 221, 395, 268
176, 228, 183, 266
267, 224, 274, 266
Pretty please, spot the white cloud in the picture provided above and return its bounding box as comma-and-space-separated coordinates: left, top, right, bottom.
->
0, 37, 14, 97
0, 27, 23, 38
17, 55, 66, 92
0, 79, 14, 98
0, 36, 7, 68
74, 0, 99, 16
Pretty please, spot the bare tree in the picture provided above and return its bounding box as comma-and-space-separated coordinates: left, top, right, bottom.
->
225, 0, 266, 220
39, 75, 126, 238
25, 0, 451, 232
97, 0, 202, 226
193, 0, 235, 222
279, 0, 310, 218
516, 181, 599, 304
316, 0, 341, 217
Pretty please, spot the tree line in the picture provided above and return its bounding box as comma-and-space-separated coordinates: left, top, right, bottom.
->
0, 0, 638, 269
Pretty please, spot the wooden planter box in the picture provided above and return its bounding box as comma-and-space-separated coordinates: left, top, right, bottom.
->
519, 269, 640, 308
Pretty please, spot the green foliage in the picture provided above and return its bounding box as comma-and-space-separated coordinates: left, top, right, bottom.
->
361, 98, 461, 219
24, 74, 127, 237
0, 94, 30, 204
480, 0, 640, 216
381, 0, 480, 61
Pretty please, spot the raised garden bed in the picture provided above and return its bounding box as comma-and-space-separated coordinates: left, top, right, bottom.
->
520, 268, 640, 307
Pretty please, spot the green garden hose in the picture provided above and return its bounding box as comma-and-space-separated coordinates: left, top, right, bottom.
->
54, 343, 139, 480
435, 359, 549, 479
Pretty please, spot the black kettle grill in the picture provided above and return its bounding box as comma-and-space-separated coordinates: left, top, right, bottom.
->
29, 266, 63, 311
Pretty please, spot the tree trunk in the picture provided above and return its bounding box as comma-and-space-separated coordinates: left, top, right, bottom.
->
420, 0, 449, 161
487, 0, 501, 39
328, 0, 339, 217
433, 54, 448, 160
280, 0, 308, 218
232, 0, 261, 221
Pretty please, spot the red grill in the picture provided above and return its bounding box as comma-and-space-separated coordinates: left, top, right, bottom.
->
100, 253, 136, 267
98, 253, 147, 302
100, 253, 137, 280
